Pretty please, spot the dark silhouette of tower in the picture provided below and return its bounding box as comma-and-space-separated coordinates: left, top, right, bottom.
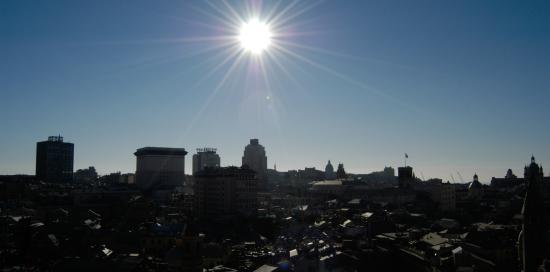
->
325, 160, 335, 180
192, 148, 220, 175
242, 139, 267, 187
518, 156, 547, 272
35, 136, 74, 183
336, 163, 346, 179
398, 166, 414, 189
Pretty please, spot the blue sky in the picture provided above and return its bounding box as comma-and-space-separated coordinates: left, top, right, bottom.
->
1, 0, 549, 182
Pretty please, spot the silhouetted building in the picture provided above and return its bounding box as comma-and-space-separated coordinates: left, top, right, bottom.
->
192, 148, 220, 175
413, 179, 456, 211
97, 172, 134, 184
506, 169, 517, 179
134, 147, 187, 190
336, 163, 346, 179
35, 136, 74, 183
398, 166, 414, 189
491, 169, 525, 189
242, 139, 267, 186
194, 166, 258, 219
468, 173, 483, 199
325, 160, 336, 180
74, 166, 98, 183
382, 166, 395, 177
518, 156, 547, 272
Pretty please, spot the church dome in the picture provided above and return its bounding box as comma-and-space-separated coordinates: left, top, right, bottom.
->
468, 173, 482, 190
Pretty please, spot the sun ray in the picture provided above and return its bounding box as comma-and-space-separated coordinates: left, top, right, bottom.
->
187, 44, 244, 89
273, 44, 386, 98
189, 4, 237, 30
204, 0, 243, 28
269, 0, 324, 30
262, 1, 283, 24
266, 0, 300, 27
263, 49, 308, 96
124, 42, 237, 75
181, 50, 246, 137
274, 44, 425, 113
279, 39, 414, 70
221, 0, 245, 25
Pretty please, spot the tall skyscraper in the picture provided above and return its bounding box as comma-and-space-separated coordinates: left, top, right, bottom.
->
241, 139, 267, 185
518, 156, 547, 272
35, 136, 74, 183
194, 166, 258, 219
134, 147, 187, 190
192, 148, 220, 175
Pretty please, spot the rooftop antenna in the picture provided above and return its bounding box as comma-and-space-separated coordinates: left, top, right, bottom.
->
404, 153, 408, 167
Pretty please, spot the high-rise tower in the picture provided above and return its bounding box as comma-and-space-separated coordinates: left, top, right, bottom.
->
242, 139, 267, 186
192, 148, 220, 175
36, 136, 74, 183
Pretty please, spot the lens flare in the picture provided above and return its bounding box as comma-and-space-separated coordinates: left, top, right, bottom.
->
238, 19, 272, 54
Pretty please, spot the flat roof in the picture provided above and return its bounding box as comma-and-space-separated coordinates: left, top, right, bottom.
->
134, 147, 188, 156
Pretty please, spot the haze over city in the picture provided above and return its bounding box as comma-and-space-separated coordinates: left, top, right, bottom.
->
2, 0, 549, 180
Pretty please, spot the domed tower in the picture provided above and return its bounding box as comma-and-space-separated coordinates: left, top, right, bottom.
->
336, 163, 347, 179
468, 173, 483, 199
518, 156, 547, 272
505, 169, 517, 179
325, 160, 336, 180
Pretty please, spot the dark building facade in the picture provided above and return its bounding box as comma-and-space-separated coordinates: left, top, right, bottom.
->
242, 139, 267, 184
518, 156, 548, 272
134, 147, 187, 190
35, 136, 74, 183
398, 166, 414, 189
336, 163, 346, 179
192, 148, 220, 175
194, 166, 258, 220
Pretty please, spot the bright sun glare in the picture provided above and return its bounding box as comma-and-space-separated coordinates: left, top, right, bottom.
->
238, 19, 272, 54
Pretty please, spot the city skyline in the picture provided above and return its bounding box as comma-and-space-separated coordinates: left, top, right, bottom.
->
8, 135, 548, 184
2, 1, 549, 181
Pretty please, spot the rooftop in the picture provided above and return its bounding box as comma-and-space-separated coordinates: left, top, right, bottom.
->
134, 147, 188, 156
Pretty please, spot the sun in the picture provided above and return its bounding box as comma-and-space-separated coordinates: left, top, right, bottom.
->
238, 19, 272, 54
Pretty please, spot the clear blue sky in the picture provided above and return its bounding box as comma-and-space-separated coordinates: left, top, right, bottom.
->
1, 0, 549, 182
